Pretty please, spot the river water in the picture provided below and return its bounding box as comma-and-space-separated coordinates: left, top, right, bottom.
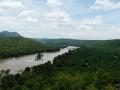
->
0, 46, 78, 74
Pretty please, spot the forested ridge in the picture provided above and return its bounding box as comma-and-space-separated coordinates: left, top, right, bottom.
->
0, 37, 59, 59
37, 38, 104, 46
38, 38, 120, 47
1, 40, 120, 90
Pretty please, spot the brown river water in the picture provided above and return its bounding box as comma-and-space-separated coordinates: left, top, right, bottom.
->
0, 46, 78, 74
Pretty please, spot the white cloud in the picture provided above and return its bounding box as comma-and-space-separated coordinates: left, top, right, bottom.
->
46, 8, 70, 22
46, 0, 103, 32
53, 25, 120, 40
81, 16, 103, 25
0, 10, 41, 30
0, 17, 20, 26
91, 0, 120, 10
47, 0, 62, 7
77, 24, 92, 30
46, 0, 71, 28
0, 0, 24, 13
71, 16, 103, 31
99, 25, 120, 39
45, 14, 103, 33
110, 25, 120, 33
18, 10, 39, 22
0, 0, 118, 40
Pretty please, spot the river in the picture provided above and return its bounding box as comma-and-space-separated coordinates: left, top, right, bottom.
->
0, 46, 78, 74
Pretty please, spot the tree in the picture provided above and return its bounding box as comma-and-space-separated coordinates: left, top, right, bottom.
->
104, 84, 115, 90
86, 84, 97, 90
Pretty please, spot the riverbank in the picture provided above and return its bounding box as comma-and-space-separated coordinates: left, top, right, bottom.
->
0, 47, 60, 59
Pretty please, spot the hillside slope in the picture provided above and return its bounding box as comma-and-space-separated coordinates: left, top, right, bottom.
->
37, 39, 120, 48
0, 37, 58, 58
35, 38, 104, 47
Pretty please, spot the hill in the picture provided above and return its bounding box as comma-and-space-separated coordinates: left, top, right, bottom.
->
0, 31, 21, 37
93, 39, 120, 48
0, 37, 59, 59
36, 38, 120, 48
34, 38, 103, 47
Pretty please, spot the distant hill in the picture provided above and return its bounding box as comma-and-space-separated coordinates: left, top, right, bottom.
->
92, 39, 120, 48
34, 38, 120, 49
0, 31, 21, 37
34, 38, 103, 47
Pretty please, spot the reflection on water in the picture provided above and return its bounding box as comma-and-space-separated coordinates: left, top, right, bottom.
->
0, 46, 78, 74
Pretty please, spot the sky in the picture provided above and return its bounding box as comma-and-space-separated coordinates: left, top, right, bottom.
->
0, 0, 119, 40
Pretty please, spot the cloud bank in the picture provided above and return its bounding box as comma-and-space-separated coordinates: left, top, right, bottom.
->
0, 0, 119, 40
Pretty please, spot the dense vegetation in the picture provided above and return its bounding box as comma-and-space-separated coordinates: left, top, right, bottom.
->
0, 37, 59, 59
1, 40, 120, 90
37, 38, 103, 47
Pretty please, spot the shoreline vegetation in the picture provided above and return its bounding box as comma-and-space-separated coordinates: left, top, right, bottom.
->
0, 37, 60, 59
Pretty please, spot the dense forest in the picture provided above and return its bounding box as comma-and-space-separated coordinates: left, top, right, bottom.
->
1, 40, 120, 90
0, 37, 59, 59
36, 38, 104, 47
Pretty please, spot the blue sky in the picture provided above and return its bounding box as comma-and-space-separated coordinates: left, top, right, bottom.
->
0, 0, 119, 40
